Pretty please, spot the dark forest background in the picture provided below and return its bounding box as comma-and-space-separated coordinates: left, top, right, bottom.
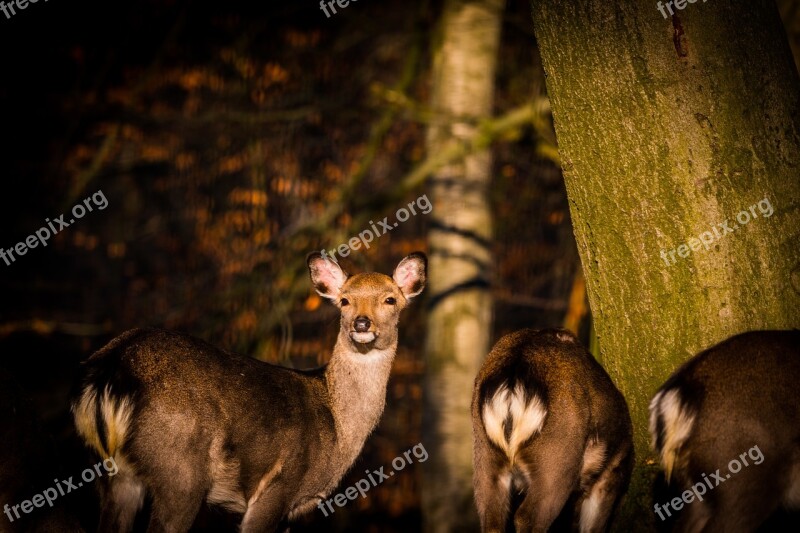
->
1, 0, 799, 531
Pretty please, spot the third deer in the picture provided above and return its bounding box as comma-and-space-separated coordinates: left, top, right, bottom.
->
649, 329, 800, 532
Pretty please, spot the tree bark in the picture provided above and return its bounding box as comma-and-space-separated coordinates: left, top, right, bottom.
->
530, 0, 800, 528
422, 0, 504, 531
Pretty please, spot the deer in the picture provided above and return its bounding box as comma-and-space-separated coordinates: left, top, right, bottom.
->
649, 329, 800, 532
471, 328, 633, 533
71, 251, 426, 532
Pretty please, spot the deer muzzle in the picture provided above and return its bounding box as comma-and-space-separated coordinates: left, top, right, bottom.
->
350, 316, 376, 343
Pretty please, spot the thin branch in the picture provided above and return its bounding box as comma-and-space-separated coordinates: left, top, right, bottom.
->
350, 100, 550, 217
65, 124, 119, 206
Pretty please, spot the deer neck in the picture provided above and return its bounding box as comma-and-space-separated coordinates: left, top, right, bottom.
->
325, 335, 396, 462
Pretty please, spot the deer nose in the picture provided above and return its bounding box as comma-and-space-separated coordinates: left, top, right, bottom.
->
354, 316, 371, 332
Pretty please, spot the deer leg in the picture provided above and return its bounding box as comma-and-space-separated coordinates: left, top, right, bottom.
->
513, 441, 584, 532
473, 443, 512, 533
240, 484, 289, 533
136, 449, 208, 533
694, 475, 778, 532
145, 481, 205, 533
97, 472, 145, 533
576, 444, 633, 533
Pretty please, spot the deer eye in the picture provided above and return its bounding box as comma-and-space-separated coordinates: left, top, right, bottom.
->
340, 298, 350, 306
385, 297, 396, 305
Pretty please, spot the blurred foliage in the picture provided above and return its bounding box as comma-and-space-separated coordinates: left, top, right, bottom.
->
0, 0, 576, 359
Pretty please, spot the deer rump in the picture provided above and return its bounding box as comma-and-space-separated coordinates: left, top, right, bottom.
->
73, 328, 336, 529
649, 330, 800, 532
472, 329, 633, 533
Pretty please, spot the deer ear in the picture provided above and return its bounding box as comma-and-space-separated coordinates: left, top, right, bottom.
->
307, 253, 348, 300
393, 252, 427, 299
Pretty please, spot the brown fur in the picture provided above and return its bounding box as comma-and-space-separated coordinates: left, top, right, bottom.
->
72, 253, 426, 532
472, 328, 633, 533
650, 330, 800, 532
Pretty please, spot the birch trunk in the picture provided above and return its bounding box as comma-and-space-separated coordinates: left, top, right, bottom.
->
422, 0, 504, 530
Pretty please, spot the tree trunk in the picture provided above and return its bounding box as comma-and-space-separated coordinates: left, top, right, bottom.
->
530, 0, 800, 528
422, 0, 504, 531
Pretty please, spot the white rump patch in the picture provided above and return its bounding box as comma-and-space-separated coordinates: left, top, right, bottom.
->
482, 383, 547, 461
647, 390, 663, 449
482, 386, 512, 454
73, 385, 134, 457
99, 387, 134, 455
649, 389, 695, 481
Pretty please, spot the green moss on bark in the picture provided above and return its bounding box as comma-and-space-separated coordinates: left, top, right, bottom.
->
531, 0, 800, 529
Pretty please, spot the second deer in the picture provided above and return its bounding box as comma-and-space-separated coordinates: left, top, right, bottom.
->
72, 252, 426, 532
472, 328, 633, 532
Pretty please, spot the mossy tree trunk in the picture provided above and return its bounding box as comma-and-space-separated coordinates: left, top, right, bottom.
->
422, 0, 504, 531
530, 0, 800, 528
